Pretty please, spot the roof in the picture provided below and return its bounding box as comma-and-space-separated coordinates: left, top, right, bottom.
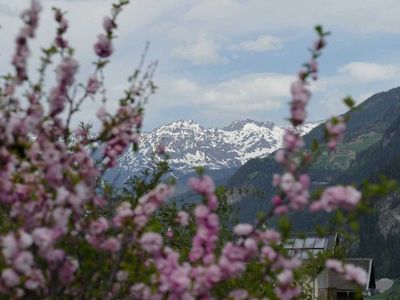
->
328, 258, 376, 291
283, 233, 339, 260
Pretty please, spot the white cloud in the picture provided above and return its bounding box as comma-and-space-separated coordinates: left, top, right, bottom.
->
164, 73, 294, 114
235, 35, 282, 52
1, 1, 400, 130
183, 0, 400, 35
173, 79, 200, 95
172, 33, 227, 65
337, 62, 400, 82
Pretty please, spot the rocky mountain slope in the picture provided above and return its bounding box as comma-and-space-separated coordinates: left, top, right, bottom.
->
116, 119, 319, 174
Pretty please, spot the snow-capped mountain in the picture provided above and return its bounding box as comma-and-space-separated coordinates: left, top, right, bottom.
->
117, 119, 320, 173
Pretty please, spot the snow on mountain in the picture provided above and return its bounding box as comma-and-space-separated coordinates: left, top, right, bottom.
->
117, 119, 321, 173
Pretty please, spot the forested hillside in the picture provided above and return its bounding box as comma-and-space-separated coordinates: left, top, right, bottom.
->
227, 87, 400, 278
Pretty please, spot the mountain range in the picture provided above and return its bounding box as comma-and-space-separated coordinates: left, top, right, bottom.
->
116, 119, 319, 174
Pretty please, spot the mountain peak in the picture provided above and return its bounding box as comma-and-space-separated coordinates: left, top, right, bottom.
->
224, 119, 275, 131
115, 118, 321, 174
158, 119, 204, 131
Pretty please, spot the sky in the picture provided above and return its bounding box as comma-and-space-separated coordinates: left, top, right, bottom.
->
1, 0, 400, 131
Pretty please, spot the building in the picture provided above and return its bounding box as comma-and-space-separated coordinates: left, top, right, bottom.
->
284, 233, 376, 299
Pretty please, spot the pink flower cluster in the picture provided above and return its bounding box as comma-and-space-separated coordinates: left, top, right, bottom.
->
273, 128, 310, 214
49, 57, 79, 116
101, 106, 142, 167
326, 259, 367, 286
93, 14, 117, 58
310, 185, 361, 212
290, 80, 311, 126
0, 1, 140, 296
53, 8, 69, 48
176, 211, 189, 226
132, 175, 305, 300
94, 34, 113, 58
325, 117, 346, 151
271, 26, 362, 220
1, 231, 44, 291
86, 74, 100, 95
272, 172, 311, 213
131, 184, 174, 229
188, 176, 219, 263
10, 0, 41, 85
289, 32, 325, 126
85, 217, 122, 253
103, 16, 117, 33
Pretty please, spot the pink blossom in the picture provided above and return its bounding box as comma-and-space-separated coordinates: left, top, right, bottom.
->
52, 207, 71, 233
343, 264, 367, 286
260, 229, 281, 244
56, 57, 79, 88
18, 231, 33, 249
94, 34, 113, 58
280, 173, 295, 192
133, 185, 174, 229
326, 259, 344, 273
2, 233, 19, 261
59, 258, 78, 284
87, 75, 100, 94
130, 283, 152, 299
299, 174, 311, 189
233, 224, 253, 236
10, 0, 42, 84
275, 149, 286, 164
325, 118, 346, 151
25, 269, 45, 290
277, 270, 293, 286
103, 16, 116, 32
44, 249, 65, 264
140, 233, 163, 254
218, 242, 247, 278
14, 251, 33, 274
194, 205, 209, 219
116, 271, 128, 282
283, 130, 304, 152
310, 186, 361, 212
169, 265, 191, 292
176, 211, 189, 226
89, 217, 109, 235
291, 105, 307, 126
1, 268, 20, 287
272, 174, 281, 187
310, 59, 318, 73
101, 238, 121, 253
244, 238, 258, 255
274, 205, 289, 215
188, 175, 215, 195
49, 57, 79, 116
228, 289, 249, 300
261, 246, 277, 261
272, 195, 282, 206
32, 228, 54, 250
207, 194, 218, 211
113, 201, 133, 227
275, 286, 301, 300
282, 258, 302, 270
